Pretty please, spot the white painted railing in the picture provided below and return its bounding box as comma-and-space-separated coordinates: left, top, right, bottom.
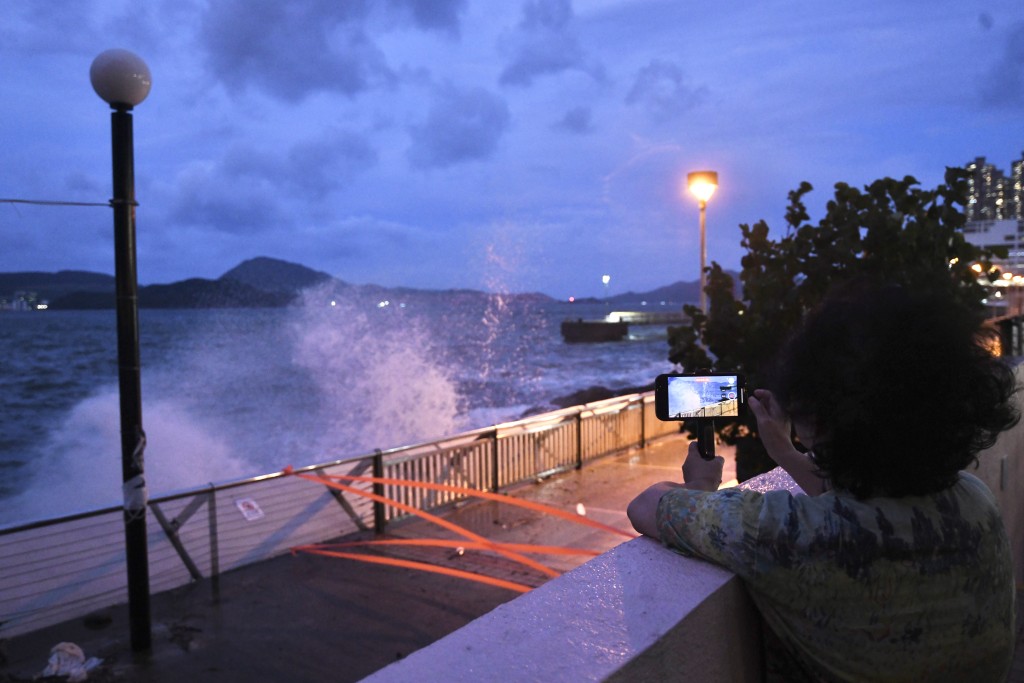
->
0, 392, 677, 639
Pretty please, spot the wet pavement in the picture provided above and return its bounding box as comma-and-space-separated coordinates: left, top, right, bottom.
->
4, 434, 1022, 682
0, 434, 711, 683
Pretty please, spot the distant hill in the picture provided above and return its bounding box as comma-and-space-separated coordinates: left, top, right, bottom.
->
140, 278, 294, 308
0, 270, 115, 301
607, 280, 700, 304
44, 279, 294, 310
1, 257, 708, 310
1, 258, 334, 310
219, 257, 335, 293
604, 272, 741, 305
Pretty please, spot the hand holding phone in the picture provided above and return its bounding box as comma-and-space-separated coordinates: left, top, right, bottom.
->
682, 441, 724, 490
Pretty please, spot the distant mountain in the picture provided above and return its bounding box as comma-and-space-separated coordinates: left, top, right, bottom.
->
2, 257, 705, 311
1, 258, 333, 310
607, 280, 701, 304
604, 272, 741, 305
0, 270, 115, 300
219, 257, 335, 293
44, 278, 293, 310
140, 278, 294, 308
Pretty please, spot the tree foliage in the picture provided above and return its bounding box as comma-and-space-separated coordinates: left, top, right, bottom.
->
667, 168, 1003, 480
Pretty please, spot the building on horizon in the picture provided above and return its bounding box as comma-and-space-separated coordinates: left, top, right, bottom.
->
963, 218, 1024, 270
963, 152, 1024, 276
965, 153, 1024, 222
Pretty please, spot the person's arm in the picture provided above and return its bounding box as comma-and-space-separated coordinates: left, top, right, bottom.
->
748, 389, 826, 495
627, 481, 680, 538
627, 442, 724, 538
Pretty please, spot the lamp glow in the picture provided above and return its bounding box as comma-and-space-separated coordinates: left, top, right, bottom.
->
687, 171, 718, 205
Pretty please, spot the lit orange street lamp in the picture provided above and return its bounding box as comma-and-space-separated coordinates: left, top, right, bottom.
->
687, 171, 718, 314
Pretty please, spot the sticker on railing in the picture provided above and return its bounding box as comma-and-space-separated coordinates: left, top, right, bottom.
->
235, 498, 265, 521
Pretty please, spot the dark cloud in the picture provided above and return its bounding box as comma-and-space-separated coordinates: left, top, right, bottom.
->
625, 59, 707, 122
167, 126, 377, 233
406, 85, 510, 168
170, 166, 284, 234
978, 22, 1024, 108
498, 0, 603, 86
288, 133, 378, 195
223, 130, 378, 199
521, 0, 572, 30
0, 3, 99, 53
64, 172, 103, 197
200, 0, 394, 100
553, 106, 592, 134
386, 0, 467, 36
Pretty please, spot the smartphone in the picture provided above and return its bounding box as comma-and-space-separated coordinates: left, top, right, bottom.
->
654, 373, 745, 421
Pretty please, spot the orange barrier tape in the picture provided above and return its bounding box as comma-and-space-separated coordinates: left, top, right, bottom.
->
299, 547, 532, 593
295, 539, 601, 557
288, 470, 560, 578
300, 469, 633, 539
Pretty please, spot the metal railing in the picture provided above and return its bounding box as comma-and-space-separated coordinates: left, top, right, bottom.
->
672, 398, 740, 419
0, 391, 678, 639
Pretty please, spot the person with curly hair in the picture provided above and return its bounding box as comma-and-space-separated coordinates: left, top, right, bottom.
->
627, 281, 1020, 681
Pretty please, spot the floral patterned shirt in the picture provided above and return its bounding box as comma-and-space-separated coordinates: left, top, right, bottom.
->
656, 471, 1015, 682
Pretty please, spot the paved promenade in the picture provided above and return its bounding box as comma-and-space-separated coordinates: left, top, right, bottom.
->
3, 435, 1022, 682
0, 434, 708, 682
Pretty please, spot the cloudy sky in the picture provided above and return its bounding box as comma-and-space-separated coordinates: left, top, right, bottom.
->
2, 0, 1023, 298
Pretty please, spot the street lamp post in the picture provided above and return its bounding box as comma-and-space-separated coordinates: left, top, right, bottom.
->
90, 48, 153, 653
686, 171, 718, 315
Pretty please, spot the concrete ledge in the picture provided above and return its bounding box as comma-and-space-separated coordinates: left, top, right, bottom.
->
361, 538, 761, 682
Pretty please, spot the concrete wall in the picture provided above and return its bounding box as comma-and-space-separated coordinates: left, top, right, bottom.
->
973, 362, 1024, 585
363, 466, 800, 683
360, 539, 763, 683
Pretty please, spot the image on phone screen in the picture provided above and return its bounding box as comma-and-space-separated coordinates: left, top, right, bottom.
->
664, 374, 741, 418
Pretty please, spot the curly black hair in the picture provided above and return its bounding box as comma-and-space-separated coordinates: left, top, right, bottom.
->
771, 280, 1020, 498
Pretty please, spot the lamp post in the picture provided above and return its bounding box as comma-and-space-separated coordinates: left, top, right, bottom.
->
90, 48, 153, 653
602, 274, 611, 302
686, 171, 718, 314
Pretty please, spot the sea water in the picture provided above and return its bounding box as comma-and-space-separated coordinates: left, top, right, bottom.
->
0, 284, 680, 527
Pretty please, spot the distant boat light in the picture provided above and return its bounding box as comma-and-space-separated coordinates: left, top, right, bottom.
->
377, 300, 390, 308
568, 296, 575, 303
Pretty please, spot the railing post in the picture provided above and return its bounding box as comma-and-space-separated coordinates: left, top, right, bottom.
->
639, 398, 646, 449
576, 410, 584, 469
373, 449, 386, 535
490, 430, 500, 492
208, 483, 220, 599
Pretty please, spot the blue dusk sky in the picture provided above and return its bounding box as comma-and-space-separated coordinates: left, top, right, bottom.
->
2, 0, 1023, 298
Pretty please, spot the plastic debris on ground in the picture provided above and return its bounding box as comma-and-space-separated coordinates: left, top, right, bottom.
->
39, 642, 103, 682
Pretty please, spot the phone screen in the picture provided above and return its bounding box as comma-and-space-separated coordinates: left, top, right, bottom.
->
655, 373, 744, 420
